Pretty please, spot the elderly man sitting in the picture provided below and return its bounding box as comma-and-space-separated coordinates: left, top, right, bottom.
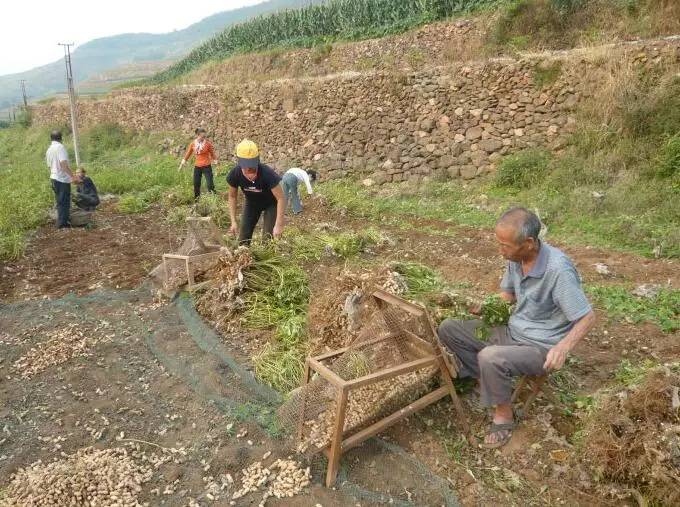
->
438, 207, 596, 448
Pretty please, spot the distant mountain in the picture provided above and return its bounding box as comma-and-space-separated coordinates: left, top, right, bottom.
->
0, 0, 324, 110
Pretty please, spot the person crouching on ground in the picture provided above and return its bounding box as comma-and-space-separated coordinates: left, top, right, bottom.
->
179, 127, 219, 200
281, 167, 317, 215
438, 207, 596, 449
73, 168, 100, 211
227, 139, 285, 244
46, 130, 80, 229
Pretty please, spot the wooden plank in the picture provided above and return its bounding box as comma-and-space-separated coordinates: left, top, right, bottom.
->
326, 387, 348, 487
297, 361, 313, 442
372, 289, 426, 317
311, 332, 398, 364
312, 346, 350, 362
339, 386, 450, 453
163, 254, 191, 261
436, 355, 469, 434
163, 252, 221, 262
403, 330, 436, 354
345, 356, 437, 389
399, 339, 427, 360
308, 358, 346, 388
185, 259, 195, 289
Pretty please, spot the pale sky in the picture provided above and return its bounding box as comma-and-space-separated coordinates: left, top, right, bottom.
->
0, 0, 262, 75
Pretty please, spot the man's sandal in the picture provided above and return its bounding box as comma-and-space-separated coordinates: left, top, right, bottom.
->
481, 421, 516, 449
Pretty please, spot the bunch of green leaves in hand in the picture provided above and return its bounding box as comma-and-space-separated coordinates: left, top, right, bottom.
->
475, 294, 514, 341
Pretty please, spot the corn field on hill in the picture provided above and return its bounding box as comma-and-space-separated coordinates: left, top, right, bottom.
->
151, 0, 502, 84
151, 0, 680, 85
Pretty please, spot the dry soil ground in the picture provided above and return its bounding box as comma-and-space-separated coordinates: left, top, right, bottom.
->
0, 199, 678, 506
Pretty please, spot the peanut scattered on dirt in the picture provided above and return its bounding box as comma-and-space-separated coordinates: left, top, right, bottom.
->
229, 456, 311, 506
12, 324, 109, 379
1, 447, 153, 507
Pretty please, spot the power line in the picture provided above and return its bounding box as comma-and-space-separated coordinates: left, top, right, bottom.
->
58, 42, 81, 167
19, 80, 28, 108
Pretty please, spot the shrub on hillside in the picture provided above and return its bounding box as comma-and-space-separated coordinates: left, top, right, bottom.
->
621, 76, 680, 139
494, 149, 552, 189
656, 135, 680, 179
81, 123, 132, 161
491, 0, 570, 48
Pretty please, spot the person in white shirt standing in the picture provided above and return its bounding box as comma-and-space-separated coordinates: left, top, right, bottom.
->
280, 167, 317, 215
46, 130, 79, 228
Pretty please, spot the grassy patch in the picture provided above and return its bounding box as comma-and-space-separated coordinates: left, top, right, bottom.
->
390, 261, 470, 323
254, 343, 306, 394
586, 285, 679, 333
311, 42, 333, 63
494, 148, 552, 190
80, 123, 133, 162
490, 0, 680, 50
117, 186, 164, 214
656, 135, 680, 179
320, 179, 495, 228
532, 60, 562, 88
614, 358, 662, 387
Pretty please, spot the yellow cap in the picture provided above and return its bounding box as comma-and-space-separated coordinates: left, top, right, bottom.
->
235, 139, 260, 167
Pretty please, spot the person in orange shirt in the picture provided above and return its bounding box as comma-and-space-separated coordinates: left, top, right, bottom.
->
179, 128, 219, 200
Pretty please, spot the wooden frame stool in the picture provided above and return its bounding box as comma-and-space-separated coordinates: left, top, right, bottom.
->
511, 374, 558, 416
161, 217, 223, 291
297, 290, 470, 487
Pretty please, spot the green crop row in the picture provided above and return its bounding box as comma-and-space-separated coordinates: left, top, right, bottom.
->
152, 0, 498, 83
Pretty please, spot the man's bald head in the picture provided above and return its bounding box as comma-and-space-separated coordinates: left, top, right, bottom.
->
496, 207, 542, 245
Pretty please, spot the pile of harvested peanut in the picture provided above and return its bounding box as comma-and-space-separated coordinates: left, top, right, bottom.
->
1, 447, 153, 507
302, 368, 436, 450
230, 455, 311, 506
382, 270, 408, 296
196, 246, 254, 331
12, 324, 108, 379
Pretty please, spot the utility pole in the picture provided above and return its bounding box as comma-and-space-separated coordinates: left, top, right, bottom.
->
58, 42, 80, 166
19, 80, 28, 108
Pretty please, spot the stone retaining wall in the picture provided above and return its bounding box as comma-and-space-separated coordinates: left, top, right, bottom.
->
33, 38, 679, 183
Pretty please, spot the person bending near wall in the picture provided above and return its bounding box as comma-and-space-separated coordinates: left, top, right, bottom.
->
179, 128, 218, 200
438, 207, 596, 449
226, 139, 285, 244
281, 167, 317, 215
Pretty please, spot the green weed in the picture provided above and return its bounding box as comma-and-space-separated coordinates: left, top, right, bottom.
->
193, 193, 231, 228
586, 285, 679, 332
80, 123, 132, 162
614, 358, 660, 387
254, 342, 306, 393
475, 294, 513, 340
311, 42, 333, 63
391, 261, 445, 298
0, 230, 26, 260
165, 205, 191, 225
494, 149, 552, 189
117, 186, 163, 214
656, 135, 680, 179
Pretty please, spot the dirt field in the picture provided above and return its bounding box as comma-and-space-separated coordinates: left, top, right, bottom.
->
1, 200, 678, 506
